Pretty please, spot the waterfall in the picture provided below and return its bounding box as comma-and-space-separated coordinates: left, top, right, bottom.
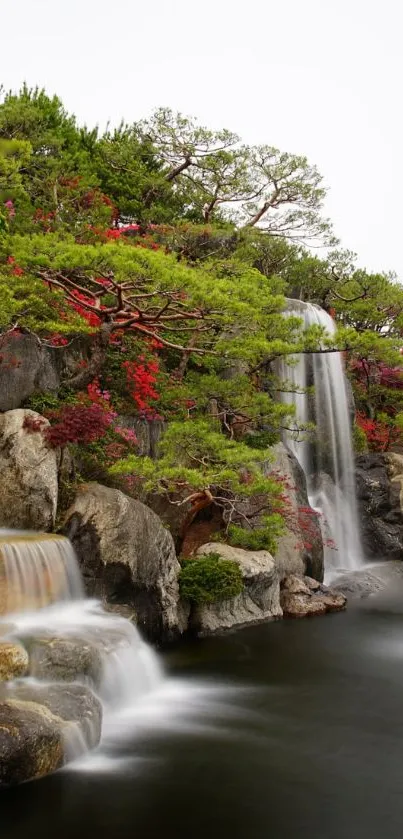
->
275, 300, 363, 580
0, 532, 84, 613
0, 531, 163, 763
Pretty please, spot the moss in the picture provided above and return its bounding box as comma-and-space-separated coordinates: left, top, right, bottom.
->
179, 552, 243, 604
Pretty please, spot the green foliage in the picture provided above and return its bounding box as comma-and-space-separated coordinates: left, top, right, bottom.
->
352, 422, 368, 454
227, 515, 285, 554
0, 261, 89, 333
1, 83, 402, 547
111, 419, 286, 552
179, 553, 243, 604
23, 391, 64, 413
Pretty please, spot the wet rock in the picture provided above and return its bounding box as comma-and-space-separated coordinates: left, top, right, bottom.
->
8, 683, 102, 750
280, 592, 328, 617
0, 642, 29, 681
280, 574, 347, 618
355, 453, 403, 560
191, 543, 282, 635
304, 576, 321, 592
0, 699, 63, 786
332, 561, 403, 599
0, 410, 58, 530
0, 682, 102, 786
269, 444, 324, 582
63, 483, 184, 643
29, 636, 103, 686
282, 574, 310, 594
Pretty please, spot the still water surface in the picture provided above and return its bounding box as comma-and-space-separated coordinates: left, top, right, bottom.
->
3, 599, 403, 839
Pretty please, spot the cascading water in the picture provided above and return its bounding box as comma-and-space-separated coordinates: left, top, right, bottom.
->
275, 300, 364, 581
0, 531, 163, 766
0, 532, 84, 612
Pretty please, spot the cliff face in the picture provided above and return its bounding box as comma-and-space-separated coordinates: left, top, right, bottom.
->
355, 453, 403, 560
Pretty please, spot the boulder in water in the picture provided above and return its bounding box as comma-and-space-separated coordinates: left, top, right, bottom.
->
280, 574, 347, 618
28, 636, 103, 686
0, 682, 102, 786
0, 642, 29, 681
190, 543, 282, 635
0, 409, 58, 530
0, 699, 63, 786
63, 483, 185, 643
332, 561, 403, 599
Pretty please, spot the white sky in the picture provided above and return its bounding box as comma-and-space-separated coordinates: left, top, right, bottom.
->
2, 0, 402, 276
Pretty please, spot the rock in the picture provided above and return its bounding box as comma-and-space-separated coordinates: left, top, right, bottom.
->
191, 543, 282, 635
0, 642, 29, 681
355, 454, 403, 560
7, 682, 102, 750
0, 333, 59, 412
63, 483, 184, 643
269, 444, 324, 582
332, 561, 403, 599
281, 573, 311, 594
0, 332, 92, 412
0, 410, 58, 530
28, 636, 103, 686
0, 682, 102, 786
0, 699, 63, 786
280, 575, 347, 618
27, 622, 143, 687
115, 416, 165, 458
213, 444, 323, 584
304, 576, 321, 592
280, 592, 327, 617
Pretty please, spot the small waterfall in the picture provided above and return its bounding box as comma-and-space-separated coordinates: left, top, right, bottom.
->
275, 300, 363, 580
0, 532, 163, 765
0, 531, 84, 614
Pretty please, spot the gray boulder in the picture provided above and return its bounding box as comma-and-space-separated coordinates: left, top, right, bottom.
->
0, 642, 29, 682
115, 416, 165, 458
0, 682, 102, 786
191, 543, 282, 635
63, 483, 184, 642
355, 453, 403, 560
0, 332, 92, 412
0, 333, 59, 412
280, 574, 347, 618
269, 444, 324, 581
0, 410, 58, 530
28, 636, 103, 686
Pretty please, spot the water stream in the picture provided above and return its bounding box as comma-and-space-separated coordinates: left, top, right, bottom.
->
3, 589, 403, 839
0, 532, 165, 762
276, 300, 364, 580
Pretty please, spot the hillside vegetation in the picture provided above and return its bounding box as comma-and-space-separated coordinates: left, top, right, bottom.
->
1, 85, 402, 550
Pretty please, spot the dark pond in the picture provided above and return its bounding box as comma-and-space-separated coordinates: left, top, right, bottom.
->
2, 598, 403, 839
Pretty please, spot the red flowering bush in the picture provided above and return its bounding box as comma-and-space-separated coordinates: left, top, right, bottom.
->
356, 412, 400, 452
44, 404, 113, 448
123, 356, 161, 417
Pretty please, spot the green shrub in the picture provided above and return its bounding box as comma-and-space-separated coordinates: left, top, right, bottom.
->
352, 422, 368, 453
226, 513, 285, 554
179, 552, 243, 605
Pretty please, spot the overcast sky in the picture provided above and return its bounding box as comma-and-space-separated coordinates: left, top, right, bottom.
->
2, 0, 402, 276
